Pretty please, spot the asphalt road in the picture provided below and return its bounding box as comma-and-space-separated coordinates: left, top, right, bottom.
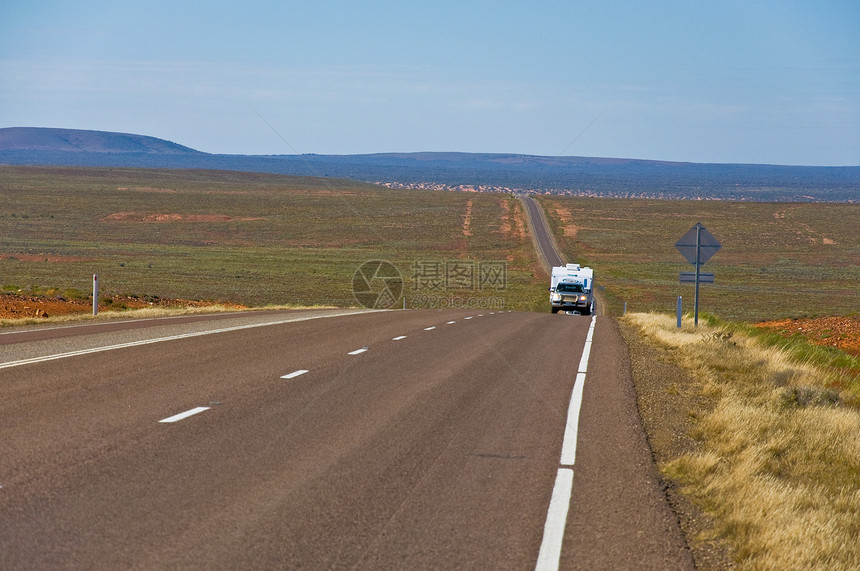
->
522, 195, 564, 269
0, 308, 691, 569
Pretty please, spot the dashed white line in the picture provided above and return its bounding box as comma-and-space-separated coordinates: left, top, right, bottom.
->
464, 316, 473, 320
281, 369, 309, 379
424, 326, 436, 331
447, 321, 456, 324
348, 347, 368, 355
159, 406, 210, 423
392, 335, 407, 341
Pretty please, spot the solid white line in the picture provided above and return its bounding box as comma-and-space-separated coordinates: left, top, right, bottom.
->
348, 347, 368, 355
392, 335, 407, 341
560, 373, 587, 466
424, 326, 436, 331
586, 316, 596, 341
577, 342, 592, 373
281, 369, 309, 379
159, 406, 210, 423
577, 317, 597, 373
0, 310, 383, 370
535, 468, 575, 571
536, 316, 597, 569
0, 311, 247, 336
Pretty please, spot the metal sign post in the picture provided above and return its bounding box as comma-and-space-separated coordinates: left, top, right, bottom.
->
694, 224, 702, 326
93, 274, 98, 317
675, 223, 721, 326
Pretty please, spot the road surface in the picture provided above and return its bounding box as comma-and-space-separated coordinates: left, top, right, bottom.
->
0, 307, 691, 569
522, 195, 564, 269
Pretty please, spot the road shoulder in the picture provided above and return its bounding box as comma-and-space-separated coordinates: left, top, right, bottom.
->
561, 316, 694, 569
619, 321, 736, 569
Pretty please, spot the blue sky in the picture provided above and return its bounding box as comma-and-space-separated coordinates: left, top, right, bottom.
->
1, 1, 858, 165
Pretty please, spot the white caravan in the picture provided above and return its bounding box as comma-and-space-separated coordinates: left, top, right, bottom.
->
550, 264, 595, 315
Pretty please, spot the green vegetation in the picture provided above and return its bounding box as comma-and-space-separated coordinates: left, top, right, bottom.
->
625, 312, 860, 569
539, 196, 860, 321
0, 166, 545, 311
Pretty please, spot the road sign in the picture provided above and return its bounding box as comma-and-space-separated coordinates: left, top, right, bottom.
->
680, 272, 714, 283
675, 223, 721, 327
675, 223, 721, 266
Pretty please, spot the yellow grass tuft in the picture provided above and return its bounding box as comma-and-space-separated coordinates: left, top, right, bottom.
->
626, 312, 860, 569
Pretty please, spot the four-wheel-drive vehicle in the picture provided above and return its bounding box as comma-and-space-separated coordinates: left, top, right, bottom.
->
550, 264, 595, 315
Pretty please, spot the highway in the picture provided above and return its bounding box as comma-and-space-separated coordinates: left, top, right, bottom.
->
522, 195, 564, 269
0, 307, 690, 569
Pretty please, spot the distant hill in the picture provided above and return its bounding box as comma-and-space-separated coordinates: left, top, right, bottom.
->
0, 127, 202, 155
1, 127, 858, 202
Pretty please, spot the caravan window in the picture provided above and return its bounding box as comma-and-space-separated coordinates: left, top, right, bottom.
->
556, 283, 583, 293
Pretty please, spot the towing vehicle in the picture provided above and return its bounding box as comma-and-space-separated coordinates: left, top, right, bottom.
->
550, 264, 594, 315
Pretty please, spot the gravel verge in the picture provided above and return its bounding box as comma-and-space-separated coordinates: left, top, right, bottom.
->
619, 321, 736, 569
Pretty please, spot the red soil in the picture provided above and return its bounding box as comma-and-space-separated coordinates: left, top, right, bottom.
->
101, 212, 264, 222
755, 316, 860, 357
0, 292, 241, 320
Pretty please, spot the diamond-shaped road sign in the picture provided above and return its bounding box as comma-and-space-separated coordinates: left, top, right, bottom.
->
675, 223, 721, 266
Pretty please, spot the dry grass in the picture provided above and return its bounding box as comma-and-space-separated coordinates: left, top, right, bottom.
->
625, 312, 860, 570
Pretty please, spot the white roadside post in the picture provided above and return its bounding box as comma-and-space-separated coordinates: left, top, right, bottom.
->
92, 274, 98, 316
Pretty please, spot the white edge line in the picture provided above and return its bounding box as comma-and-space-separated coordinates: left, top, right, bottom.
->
281, 369, 309, 379
577, 317, 597, 373
537, 317, 596, 569
0, 311, 246, 336
535, 467, 574, 571
577, 342, 592, 374
0, 310, 384, 370
159, 406, 210, 423
560, 372, 587, 466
